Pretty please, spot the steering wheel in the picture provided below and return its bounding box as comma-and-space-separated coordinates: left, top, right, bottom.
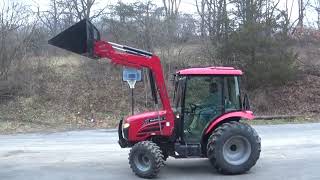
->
184, 103, 197, 113
189, 103, 198, 112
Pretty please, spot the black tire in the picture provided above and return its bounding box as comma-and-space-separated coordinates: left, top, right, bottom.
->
207, 121, 261, 174
129, 141, 164, 178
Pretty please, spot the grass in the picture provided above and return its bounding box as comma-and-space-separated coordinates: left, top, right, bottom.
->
247, 116, 320, 125
1, 103, 319, 134
0, 96, 121, 134
0, 120, 51, 134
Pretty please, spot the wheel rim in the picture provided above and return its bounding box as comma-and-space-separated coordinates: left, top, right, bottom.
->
134, 152, 151, 172
222, 135, 252, 165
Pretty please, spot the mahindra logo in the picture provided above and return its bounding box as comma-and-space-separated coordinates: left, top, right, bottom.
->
144, 117, 166, 124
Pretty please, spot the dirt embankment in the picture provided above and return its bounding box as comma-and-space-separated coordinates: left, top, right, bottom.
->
251, 43, 320, 117
0, 43, 320, 134
251, 74, 320, 116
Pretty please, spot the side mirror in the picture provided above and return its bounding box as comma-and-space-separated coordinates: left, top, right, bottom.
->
242, 94, 251, 110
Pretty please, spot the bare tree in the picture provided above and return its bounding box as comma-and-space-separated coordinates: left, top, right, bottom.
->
62, 0, 107, 20
297, 0, 312, 28
298, 0, 304, 27
278, 0, 295, 35
312, 0, 320, 29
277, 0, 310, 35
162, 0, 181, 39
198, 0, 206, 37
113, 1, 135, 23
37, 0, 65, 35
196, 0, 229, 44
162, 0, 181, 18
0, 1, 34, 80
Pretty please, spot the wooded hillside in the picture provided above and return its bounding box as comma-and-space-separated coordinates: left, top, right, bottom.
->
0, 0, 319, 133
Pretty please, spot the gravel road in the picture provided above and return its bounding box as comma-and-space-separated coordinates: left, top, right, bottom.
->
1, 123, 320, 180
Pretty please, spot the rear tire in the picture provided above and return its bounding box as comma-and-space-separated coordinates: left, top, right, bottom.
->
129, 141, 164, 178
207, 121, 261, 174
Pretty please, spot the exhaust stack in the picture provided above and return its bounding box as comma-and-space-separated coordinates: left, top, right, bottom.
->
48, 19, 100, 58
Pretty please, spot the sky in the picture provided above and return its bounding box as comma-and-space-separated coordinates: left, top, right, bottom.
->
27, 0, 196, 13
22, 0, 320, 27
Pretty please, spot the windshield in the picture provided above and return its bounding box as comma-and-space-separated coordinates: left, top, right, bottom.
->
173, 76, 242, 112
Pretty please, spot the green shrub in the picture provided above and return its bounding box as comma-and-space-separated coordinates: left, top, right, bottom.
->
217, 23, 298, 89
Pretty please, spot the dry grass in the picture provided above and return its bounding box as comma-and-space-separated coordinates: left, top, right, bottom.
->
0, 55, 156, 134
250, 74, 320, 116
0, 96, 121, 134
1, 43, 320, 134
247, 116, 320, 126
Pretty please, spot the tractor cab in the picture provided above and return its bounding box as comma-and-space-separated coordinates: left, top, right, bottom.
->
173, 67, 244, 143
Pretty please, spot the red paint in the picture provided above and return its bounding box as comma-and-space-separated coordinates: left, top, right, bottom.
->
205, 111, 254, 135
93, 40, 175, 141
125, 111, 172, 141
93, 40, 249, 142
126, 111, 167, 122
177, 67, 243, 75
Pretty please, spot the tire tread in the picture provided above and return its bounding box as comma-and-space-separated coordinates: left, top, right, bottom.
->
129, 141, 164, 178
207, 121, 261, 174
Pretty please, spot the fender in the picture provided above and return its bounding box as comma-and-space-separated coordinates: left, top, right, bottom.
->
205, 110, 254, 135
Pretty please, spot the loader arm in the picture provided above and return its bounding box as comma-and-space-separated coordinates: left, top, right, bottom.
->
93, 40, 172, 112
48, 19, 174, 120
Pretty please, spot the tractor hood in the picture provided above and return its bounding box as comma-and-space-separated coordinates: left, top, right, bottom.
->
48, 19, 100, 58
125, 111, 167, 124
123, 110, 174, 142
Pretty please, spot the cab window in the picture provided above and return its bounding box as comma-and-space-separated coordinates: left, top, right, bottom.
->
224, 76, 241, 112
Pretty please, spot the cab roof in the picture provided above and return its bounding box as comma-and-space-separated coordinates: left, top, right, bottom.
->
177, 67, 243, 75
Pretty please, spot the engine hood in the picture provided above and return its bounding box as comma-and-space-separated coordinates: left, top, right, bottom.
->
125, 110, 167, 123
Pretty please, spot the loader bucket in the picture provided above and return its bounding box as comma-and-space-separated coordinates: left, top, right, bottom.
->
48, 19, 100, 58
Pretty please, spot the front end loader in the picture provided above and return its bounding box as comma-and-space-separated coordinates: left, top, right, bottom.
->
49, 19, 261, 179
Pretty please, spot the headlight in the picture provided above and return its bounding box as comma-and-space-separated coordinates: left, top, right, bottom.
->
123, 123, 130, 129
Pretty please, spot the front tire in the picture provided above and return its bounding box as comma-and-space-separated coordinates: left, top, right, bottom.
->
207, 121, 261, 174
129, 141, 164, 178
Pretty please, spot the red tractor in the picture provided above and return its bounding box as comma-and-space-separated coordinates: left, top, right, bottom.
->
49, 19, 261, 178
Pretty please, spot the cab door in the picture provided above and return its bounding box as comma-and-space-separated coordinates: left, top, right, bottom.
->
172, 76, 186, 140
183, 76, 223, 143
